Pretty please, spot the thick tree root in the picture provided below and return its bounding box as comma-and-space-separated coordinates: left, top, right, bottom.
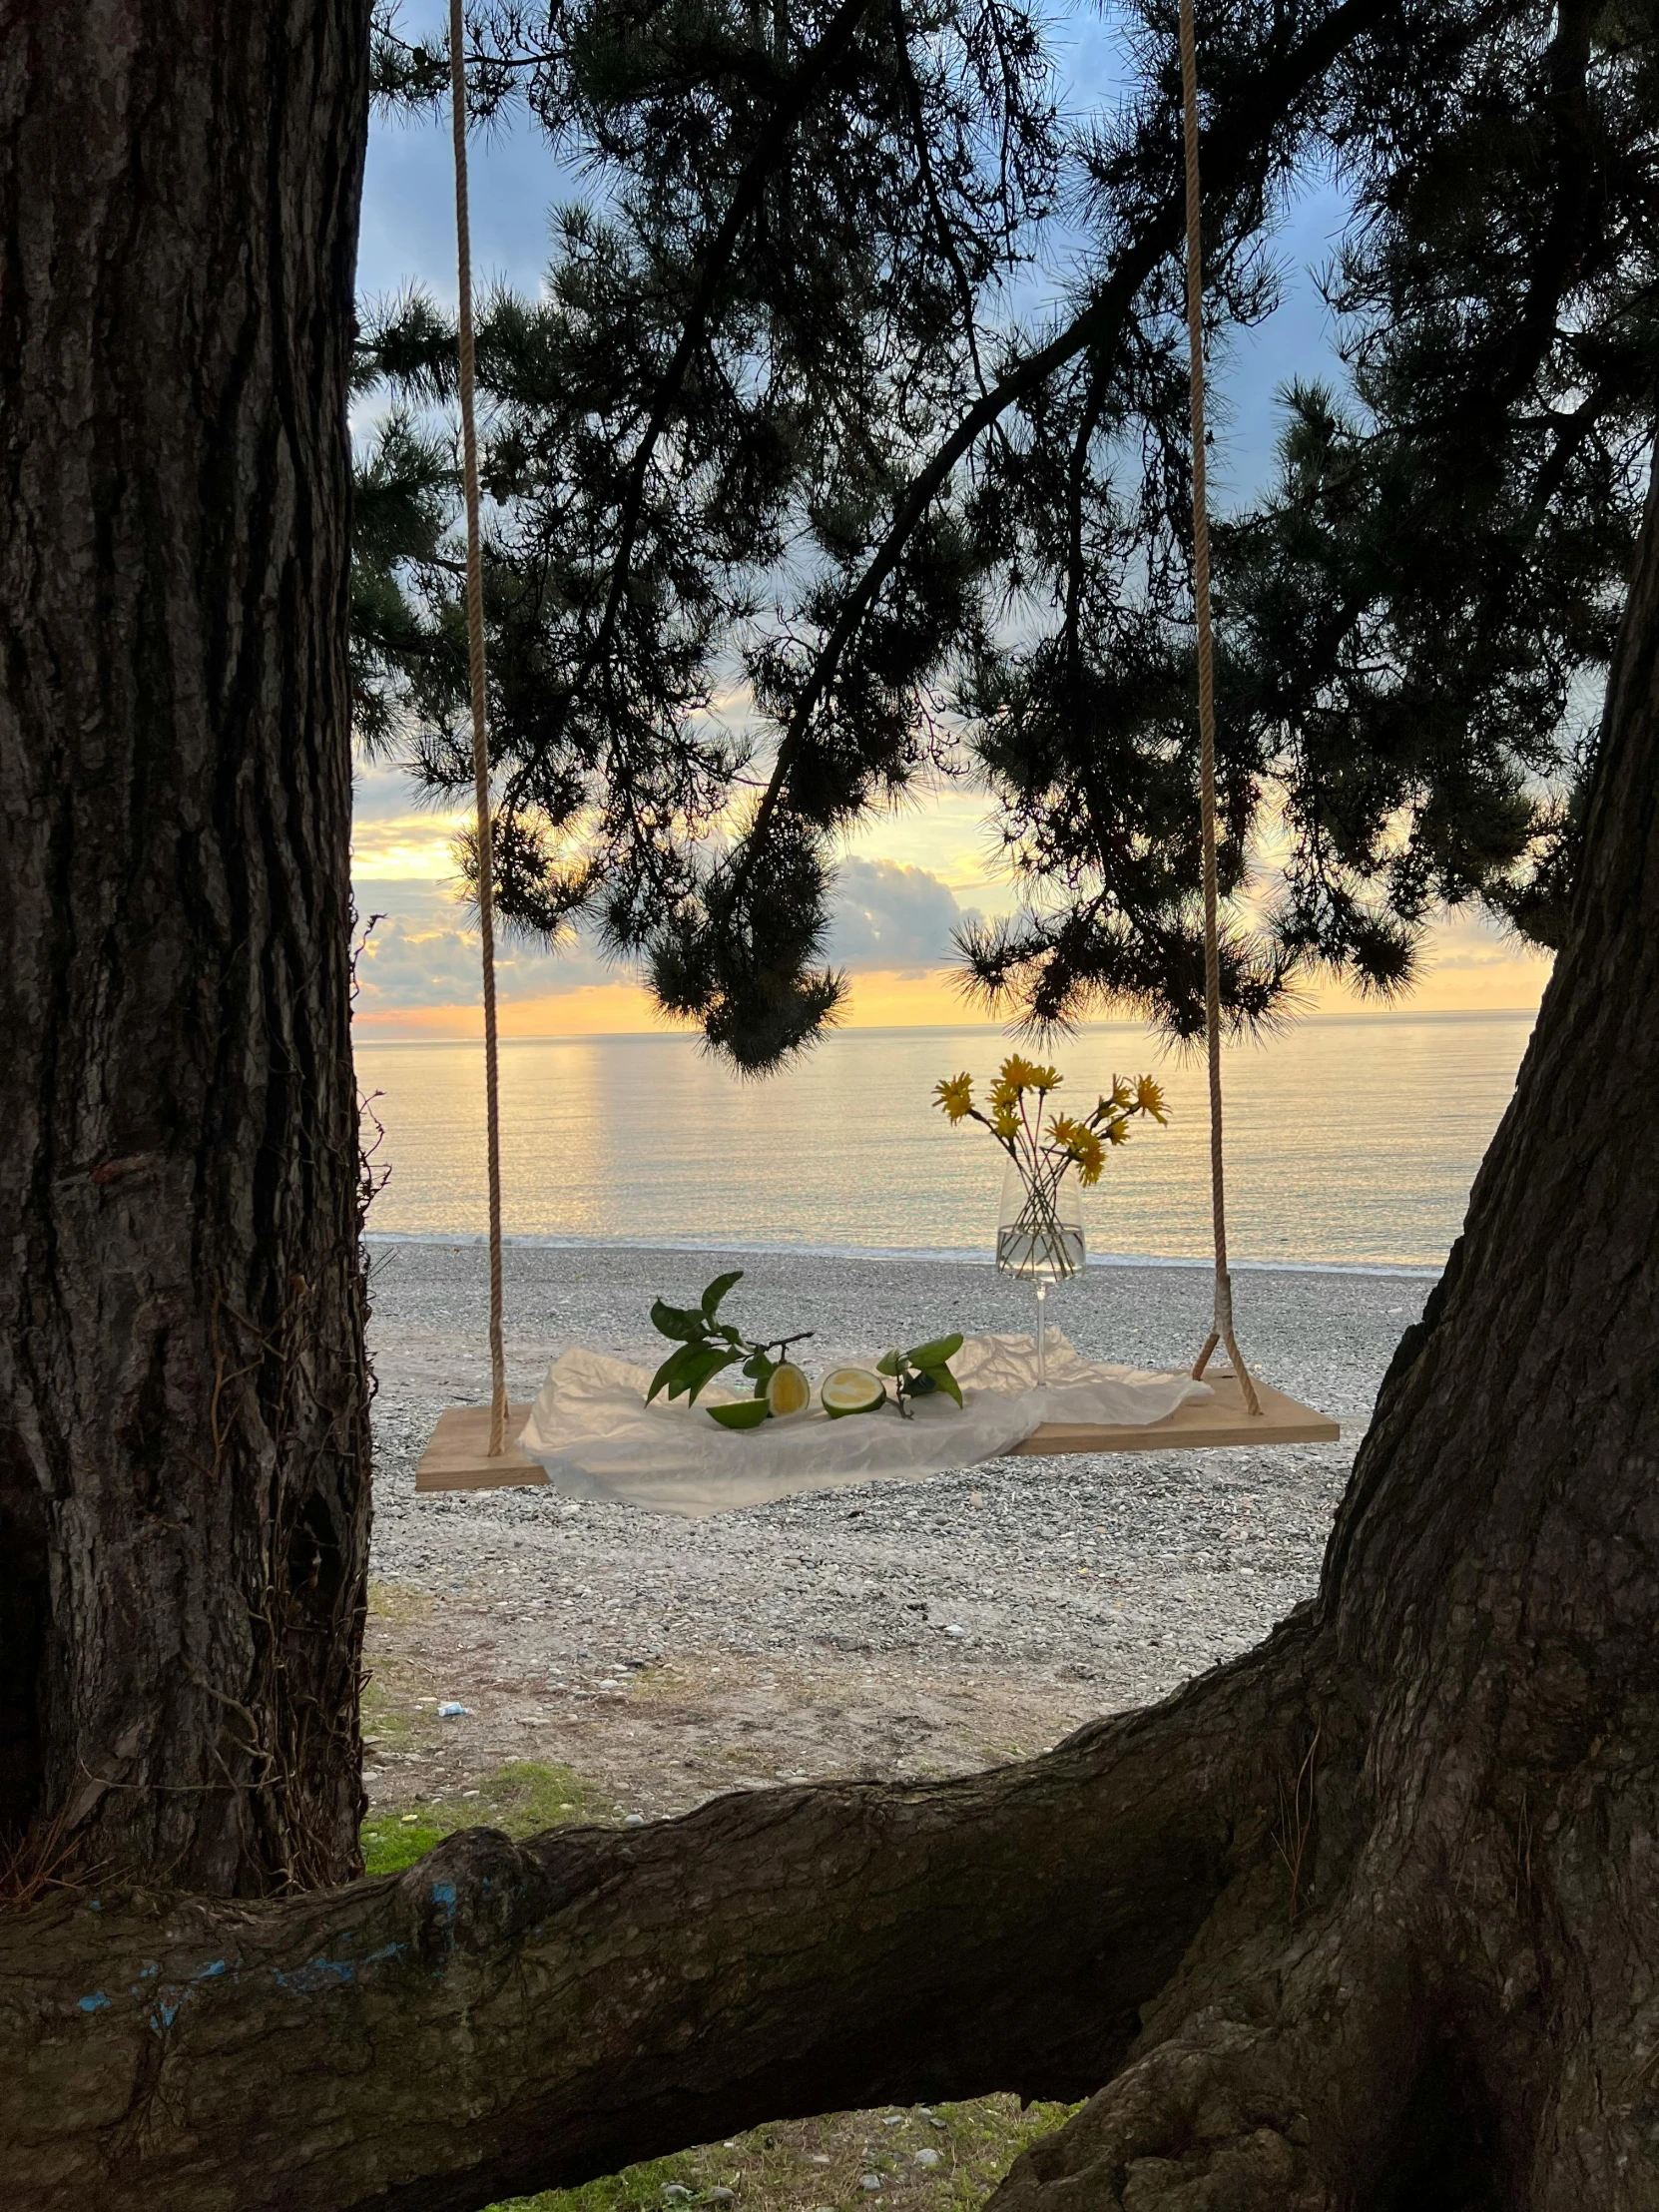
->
0, 1627, 1324, 2212
990, 2030, 1333, 2212
13, 1593, 1656, 2212
983, 1716, 1659, 2212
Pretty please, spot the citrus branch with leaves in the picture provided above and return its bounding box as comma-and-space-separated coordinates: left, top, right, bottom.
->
645, 1271, 813, 1408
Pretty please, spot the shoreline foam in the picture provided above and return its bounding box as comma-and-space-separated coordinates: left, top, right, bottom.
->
364, 1229, 1442, 1281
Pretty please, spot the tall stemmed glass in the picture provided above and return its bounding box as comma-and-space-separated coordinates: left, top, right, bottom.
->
935, 1057, 1170, 1393
995, 1153, 1084, 1386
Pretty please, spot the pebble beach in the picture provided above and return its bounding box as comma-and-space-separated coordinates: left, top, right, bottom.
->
366, 1243, 1428, 1761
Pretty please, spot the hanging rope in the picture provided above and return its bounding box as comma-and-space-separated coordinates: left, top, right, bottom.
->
449, 0, 509, 1456
1178, 0, 1261, 1414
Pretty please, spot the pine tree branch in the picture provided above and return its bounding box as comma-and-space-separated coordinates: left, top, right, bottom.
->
733, 0, 1402, 886
1064, 357, 1113, 698
1480, 0, 1597, 420
886, 0, 994, 402
556, 0, 880, 738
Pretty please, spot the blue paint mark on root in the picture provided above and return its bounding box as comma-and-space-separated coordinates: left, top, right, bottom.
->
274, 1940, 406, 1995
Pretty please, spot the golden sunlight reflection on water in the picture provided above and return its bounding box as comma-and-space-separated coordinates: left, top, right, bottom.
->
355, 1010, 1534, 1270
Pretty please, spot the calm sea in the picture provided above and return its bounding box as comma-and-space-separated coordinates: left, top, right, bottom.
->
355, 1011, 1535, 1273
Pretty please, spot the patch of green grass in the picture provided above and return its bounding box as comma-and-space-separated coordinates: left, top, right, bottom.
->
360, 1671, 415, 1754
361, 1808, 448, 1875
366, 1577, 436, 1625
361, 1760, 601, 1875
480, 2093, 1079, 2212
360, 1581, 443, 1757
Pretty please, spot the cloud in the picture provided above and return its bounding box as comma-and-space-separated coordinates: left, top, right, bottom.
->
353, 881, 615, 1014
350, 768, 472, 879
352, 844, 1549, 1035
352, 856, 980, 1018
1419, 903, 1550, 973
353, 765, 441, 825
823, 857, 979, 974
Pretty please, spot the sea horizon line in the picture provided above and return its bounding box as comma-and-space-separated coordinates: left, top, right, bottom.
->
353, 1005, 1538, 1048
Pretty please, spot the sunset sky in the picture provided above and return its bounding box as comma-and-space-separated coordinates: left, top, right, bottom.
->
350, 12, 1557, 1039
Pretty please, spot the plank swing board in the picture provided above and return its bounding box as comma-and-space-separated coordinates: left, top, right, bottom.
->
1012, 1371, 1339, 1454
415, 1404, 539, 1493
412, 1374, 1339, 1493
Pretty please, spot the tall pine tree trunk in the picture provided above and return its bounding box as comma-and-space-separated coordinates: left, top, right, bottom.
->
986, 454, 1659, 2206
0, 0, 373, 1896
2, 480, 1655, 2209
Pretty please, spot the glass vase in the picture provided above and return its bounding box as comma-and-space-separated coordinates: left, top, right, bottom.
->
994, 1155, 1085, 1386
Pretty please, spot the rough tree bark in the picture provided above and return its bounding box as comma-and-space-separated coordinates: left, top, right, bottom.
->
3, 483, 1656, 2208
0, 1, 374, 1895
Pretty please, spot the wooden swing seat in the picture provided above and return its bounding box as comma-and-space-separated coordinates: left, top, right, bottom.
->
412, 1372, 1338, 1493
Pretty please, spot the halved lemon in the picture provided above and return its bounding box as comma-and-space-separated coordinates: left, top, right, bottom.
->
766, 1362, 813, 1417
821, 1366, 887, 1418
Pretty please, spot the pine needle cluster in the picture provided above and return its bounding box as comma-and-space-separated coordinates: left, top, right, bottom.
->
353, 0, 1657, 1064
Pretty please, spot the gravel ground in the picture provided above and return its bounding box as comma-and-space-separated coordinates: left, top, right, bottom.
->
352, 1247, 1433, 2191
367, 1242, 1430, 1717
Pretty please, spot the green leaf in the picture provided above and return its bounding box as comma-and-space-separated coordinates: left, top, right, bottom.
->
905, 1333, 963, 1369
707, 1398, 771, 1430
668, 1346, 743, 1403
919, 1363, 963, 1406
905, 1370, 938, 1395
647, 1345, 698, 1402
701, 1269, 745, 1318
651, 1299, 711, 1343
875, 1350, 902, 1377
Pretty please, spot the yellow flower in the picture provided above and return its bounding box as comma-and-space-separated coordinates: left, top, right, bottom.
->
991, 1105, 1020, 1141
1106, 1114, 1132, 1145
934, 1072, 974, 1124
990, 1074, 1022, 1111
1057, 1132, 1110, 1185
998, 1054, 1060, 1094
1071, 1129, 1106, 1186
1049, 1114, 1104, 1185
1134, 1074, 1169, 1124
1107, 1077, 1134, 1111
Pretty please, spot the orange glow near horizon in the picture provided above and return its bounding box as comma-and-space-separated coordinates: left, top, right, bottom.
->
351, 951, 1552, 1040
349, 971, 971, 1040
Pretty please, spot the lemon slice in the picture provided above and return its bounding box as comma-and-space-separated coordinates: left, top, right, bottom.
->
821, 1366, 887, 1418
708, 1398, 771, 1430
766, 1362, 812, 1417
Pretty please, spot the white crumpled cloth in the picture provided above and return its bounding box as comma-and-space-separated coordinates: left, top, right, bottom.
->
516, 1331, 1210, 1517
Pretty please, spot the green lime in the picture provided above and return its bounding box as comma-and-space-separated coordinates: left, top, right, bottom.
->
820, 1367, 887, 1418
707, 1399, 771, 1430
